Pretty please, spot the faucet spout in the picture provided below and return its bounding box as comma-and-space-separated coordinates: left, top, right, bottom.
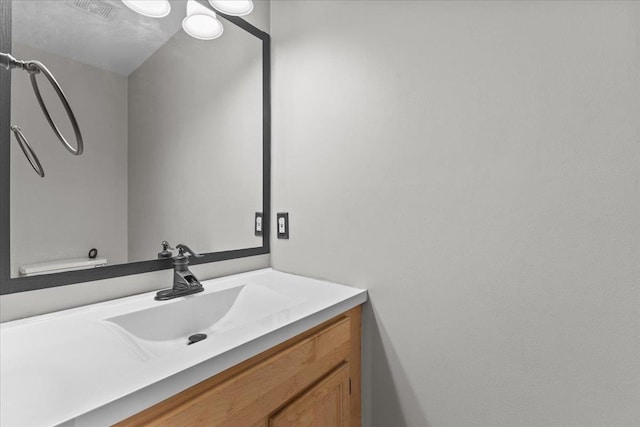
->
155, 242, 204, 300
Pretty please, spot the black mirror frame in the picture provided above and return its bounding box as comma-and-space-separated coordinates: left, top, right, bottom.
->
0, 0, 271, 295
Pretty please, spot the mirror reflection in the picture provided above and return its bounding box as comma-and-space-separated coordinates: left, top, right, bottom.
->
9, 0, 263, 278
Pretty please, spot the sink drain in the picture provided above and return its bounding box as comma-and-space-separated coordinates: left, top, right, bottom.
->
188, 333, 207, 345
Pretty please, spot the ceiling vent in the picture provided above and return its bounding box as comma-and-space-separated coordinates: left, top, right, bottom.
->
69, 0, 119, 20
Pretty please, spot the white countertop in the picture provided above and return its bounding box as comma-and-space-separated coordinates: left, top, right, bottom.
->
0, 268, 367, 427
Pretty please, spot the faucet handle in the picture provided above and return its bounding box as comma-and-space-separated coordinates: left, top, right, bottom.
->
158, 241, 174, 259
176, 243, 203, 258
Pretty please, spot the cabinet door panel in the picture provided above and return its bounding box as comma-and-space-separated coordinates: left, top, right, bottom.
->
269, 363, 350, 427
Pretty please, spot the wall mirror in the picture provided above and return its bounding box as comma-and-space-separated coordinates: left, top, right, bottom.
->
0, 0, 271, 294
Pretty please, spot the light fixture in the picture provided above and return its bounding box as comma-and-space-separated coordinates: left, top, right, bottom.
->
208, 0, 253, 17
121, 0, 171, 18
182, 0, 224, 40
122, 0, 251, 40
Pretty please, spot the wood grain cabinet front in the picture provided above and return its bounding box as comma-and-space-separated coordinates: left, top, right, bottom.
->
269, 363, 351, 427
117, 306, 362, 427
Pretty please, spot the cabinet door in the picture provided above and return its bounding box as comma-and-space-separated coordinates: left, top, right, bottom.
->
269, 363, 350, 427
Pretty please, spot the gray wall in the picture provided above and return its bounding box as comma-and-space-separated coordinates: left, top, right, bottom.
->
270, 1, 640, 426
10, 43, 128, 276
127, 27, 262, 261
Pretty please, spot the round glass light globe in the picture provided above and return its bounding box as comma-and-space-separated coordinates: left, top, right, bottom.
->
182, 14, 224, 40
121, 0, 171, 18
208, 0, 253, 16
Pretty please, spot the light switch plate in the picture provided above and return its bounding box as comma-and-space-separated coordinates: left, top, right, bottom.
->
277, 212, 289, 239
254, 212, 263, 236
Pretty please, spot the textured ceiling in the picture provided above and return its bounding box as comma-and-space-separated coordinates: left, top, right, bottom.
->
12, 0, 188, 75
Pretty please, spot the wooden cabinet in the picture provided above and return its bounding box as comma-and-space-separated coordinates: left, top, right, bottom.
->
116, 306, 361, 427
269, 363, 351, 427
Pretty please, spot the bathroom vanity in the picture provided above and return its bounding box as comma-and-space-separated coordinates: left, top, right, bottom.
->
0, 269, 367, 426
1, 2, 364, 425
118, 306, 361, 426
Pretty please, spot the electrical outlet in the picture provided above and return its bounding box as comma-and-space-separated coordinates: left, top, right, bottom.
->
254, 212, 263, 236
277, 212, 289, 239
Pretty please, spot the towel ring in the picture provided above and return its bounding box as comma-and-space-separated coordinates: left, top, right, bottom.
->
1, 52, 84, 157
11, 125, 45, 177
26, 61, 84, 156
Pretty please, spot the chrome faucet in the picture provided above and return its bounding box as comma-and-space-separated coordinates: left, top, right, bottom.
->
155, 242, 204, 301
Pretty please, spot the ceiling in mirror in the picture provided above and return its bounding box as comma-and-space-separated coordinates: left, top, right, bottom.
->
12, 0, 186, 75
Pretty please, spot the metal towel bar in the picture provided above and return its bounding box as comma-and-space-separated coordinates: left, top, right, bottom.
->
1, 52, 84, 177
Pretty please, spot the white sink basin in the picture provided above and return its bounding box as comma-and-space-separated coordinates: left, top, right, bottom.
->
104, 283, 302, 358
